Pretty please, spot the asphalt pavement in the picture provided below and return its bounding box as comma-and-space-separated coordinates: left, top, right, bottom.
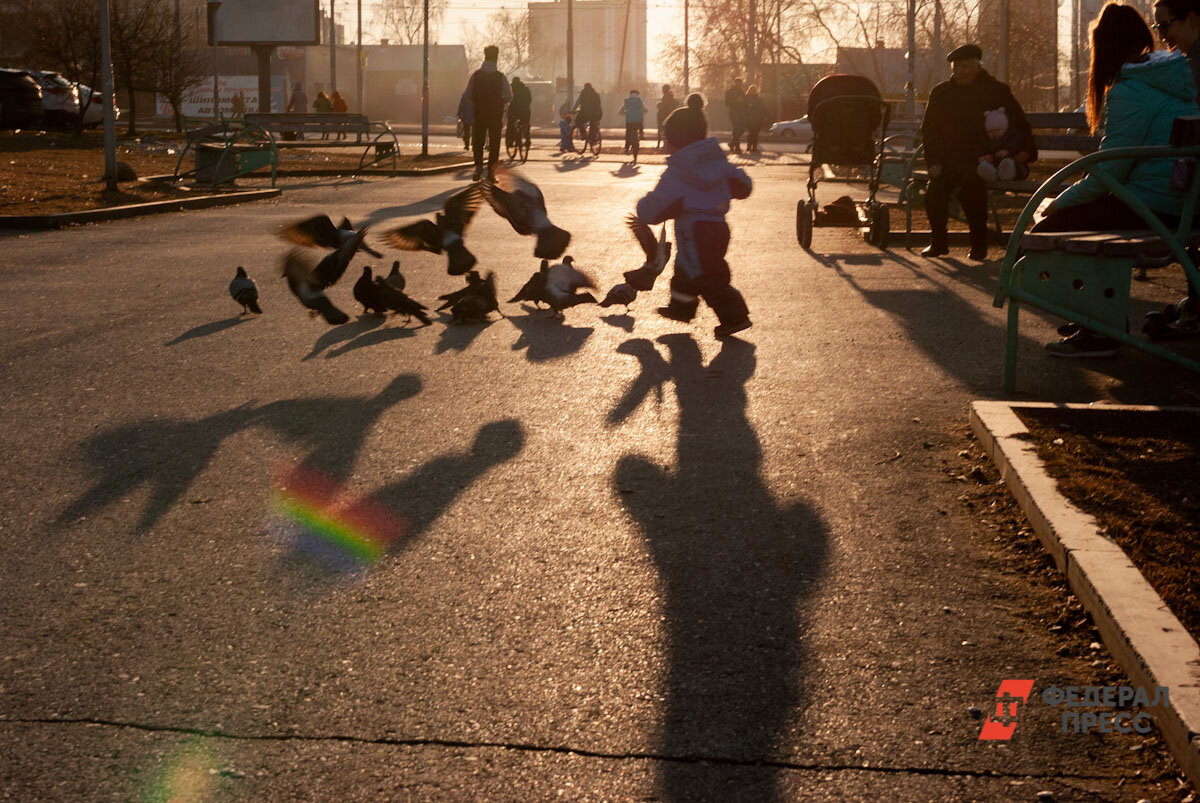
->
1, 151, 1198, 800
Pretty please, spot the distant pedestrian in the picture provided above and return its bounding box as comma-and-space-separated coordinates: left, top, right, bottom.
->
744, 84, 766, 152
558, 111, 574, 153
230, 90, 245, 120
619, 89, 645, 154
330, 90, 349, 139
457, 90, 475, 150
313, 91, 333, 139
508, 76, 533, 151
724, 77, 746, 153
287, 82, 308, 140
656, 84, 679, 149
464, 44, 512, 181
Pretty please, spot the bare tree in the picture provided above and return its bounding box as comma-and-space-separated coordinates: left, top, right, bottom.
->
487, 8, 531, 75
156, 11, 208, 133
108, 0, 177, 135
375, 0, 447, 46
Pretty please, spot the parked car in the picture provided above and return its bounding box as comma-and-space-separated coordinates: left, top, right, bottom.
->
26, 69, 80, 128
769, 115, 813, 150
78, 83, 119, 128
0, 68, 44, 129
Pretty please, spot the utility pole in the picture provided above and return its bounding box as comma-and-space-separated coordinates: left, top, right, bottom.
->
904, 0, 914, 119
567, 0, 574, 110
683, 0, 689, 95
330, 0, 337, 93
422, 0, 429, 156
99, 0, 117, 191
748, 0, 756, 85
357, 0, 363, 113
208, 1, 222, 119
775, 0, 781, 122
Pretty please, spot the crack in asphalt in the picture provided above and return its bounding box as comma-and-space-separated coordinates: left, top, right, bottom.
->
2, 717, 1121, 781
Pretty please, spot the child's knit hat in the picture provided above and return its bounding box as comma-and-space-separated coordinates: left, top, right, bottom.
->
663, 93, 708, 149
984, 107, 1008, 139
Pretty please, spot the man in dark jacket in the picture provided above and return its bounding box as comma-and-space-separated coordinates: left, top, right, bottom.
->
464, 45, 512, 181
724, 77, 747, 153
920, 44, 1036, 260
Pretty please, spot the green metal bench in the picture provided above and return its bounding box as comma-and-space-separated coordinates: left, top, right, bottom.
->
171, 118, 278, 188
895, 112, 1100, 248
993, 143, 1200, 392
242, 113, 401, 175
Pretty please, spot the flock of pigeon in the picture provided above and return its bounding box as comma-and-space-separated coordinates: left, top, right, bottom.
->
227, 167, 673, 327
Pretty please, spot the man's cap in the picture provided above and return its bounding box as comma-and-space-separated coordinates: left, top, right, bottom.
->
946, 44, 982, 63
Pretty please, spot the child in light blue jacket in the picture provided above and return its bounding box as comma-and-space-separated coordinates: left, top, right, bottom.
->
619, 90, 646, 153
635, 94, 753, 338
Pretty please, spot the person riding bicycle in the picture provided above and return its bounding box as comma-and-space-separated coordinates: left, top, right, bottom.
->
573, 82, 603, 141
619, 89, 645, 154
507, 76, 533, 148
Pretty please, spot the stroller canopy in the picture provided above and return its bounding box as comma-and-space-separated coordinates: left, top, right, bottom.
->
806, 74, 887, 166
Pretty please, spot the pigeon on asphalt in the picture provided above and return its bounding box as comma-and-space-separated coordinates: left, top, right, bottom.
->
438, 270, 501, 323
481, 167, 571, 259
374, 277, 431, 325
279, 214, 384, 259
508, 260, 550, 307
621, 215, 672, 292
310, 223, 371, 289
229, 266, 262, 314
384, 260, 406, 292
382, 184, 483, 275
353, 266, 387, 315
282, 250, 350, 325
544, 256, 597, 316
598, 282, 638, 311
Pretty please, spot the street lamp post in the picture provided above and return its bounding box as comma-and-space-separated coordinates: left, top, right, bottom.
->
683, 0, 689, 95
421, 0, 429, 156
904, 0, 915, 120
330, 0, 337, 94
567, 0, 574, 111
99, 0, 117, 191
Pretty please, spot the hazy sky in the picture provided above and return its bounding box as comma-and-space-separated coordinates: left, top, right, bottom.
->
333, 0, 677, 79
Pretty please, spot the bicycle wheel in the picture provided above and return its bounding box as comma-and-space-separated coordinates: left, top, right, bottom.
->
571, 123, 587, 154
589, 126, 602, 157
505, 126, 519, 160
518, 125, 530, 163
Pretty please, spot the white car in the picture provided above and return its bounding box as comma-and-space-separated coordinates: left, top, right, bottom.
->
78, 84, 119, 128
26, 70, 79, 128
769, 116, 813, 150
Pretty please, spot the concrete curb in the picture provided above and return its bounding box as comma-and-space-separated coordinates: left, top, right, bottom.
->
970, 400, 1200, 788
0, 188, 281, 230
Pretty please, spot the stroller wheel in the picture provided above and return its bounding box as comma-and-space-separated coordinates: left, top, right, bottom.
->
869, 204, 890, 249
796, 200, 814, 249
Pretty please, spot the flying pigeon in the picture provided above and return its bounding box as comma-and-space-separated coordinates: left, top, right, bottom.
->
598, 282, 638, 311
544, 256, 597, 316
438, 270, 501, 323
481, 167, 571, 259
374, 277, 431, 325
382, 184, 483, 275
308, 224, 371, 289
353, 266, 387, 315
384, 260, 406, 292
281, 250, 350, 325
508, 259, 550, 307
279, 214, 383, 259
229, 266, 262, 314
621, 215, 672, 292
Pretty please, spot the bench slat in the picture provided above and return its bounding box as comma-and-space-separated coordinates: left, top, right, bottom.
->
1022, 228, 1200, 256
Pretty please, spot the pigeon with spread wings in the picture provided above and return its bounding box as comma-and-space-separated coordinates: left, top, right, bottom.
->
282, 250, 350, 325
382, 184, 483, 275
621, 216, 671, 292
279, 214, 384, 259
482, 167, 571, 259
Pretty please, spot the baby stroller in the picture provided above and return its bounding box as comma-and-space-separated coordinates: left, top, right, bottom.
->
796, 74, 892, 249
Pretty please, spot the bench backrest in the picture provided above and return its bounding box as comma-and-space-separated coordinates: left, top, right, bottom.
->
244, 113, 372, 133
1025, 111, 1100, 152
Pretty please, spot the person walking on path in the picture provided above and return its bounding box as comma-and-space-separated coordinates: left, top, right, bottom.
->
463, 44, 512, 181
313, 91, 333, 139
724, 77, 747, 153
286, 81, 308, 140
636, 94, 754, 339
619, 89, 646, 155
920, 43, 1035, 261
230, 91, 245, 120
743, 85, 766, 152
457, 90, 475, 151
656, 84, 680, 149
330, 90, 349, 139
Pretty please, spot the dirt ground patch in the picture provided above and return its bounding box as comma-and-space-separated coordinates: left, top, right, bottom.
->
0, 130, 466, 217
1015, 407, 1200, 645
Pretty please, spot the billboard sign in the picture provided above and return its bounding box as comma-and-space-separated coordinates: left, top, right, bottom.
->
157, 75, 285, 118
210, 0, 321, 46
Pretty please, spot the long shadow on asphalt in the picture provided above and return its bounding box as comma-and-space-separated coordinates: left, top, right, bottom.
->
303, 315, 386, 360
164, 316, 253, 346
364, 186, 467, 226
609, 335, 829, 801
434, 315, 498, 353
817, 249, 1200, 400
322, 320, 425, 358
56, 375, 423, 534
